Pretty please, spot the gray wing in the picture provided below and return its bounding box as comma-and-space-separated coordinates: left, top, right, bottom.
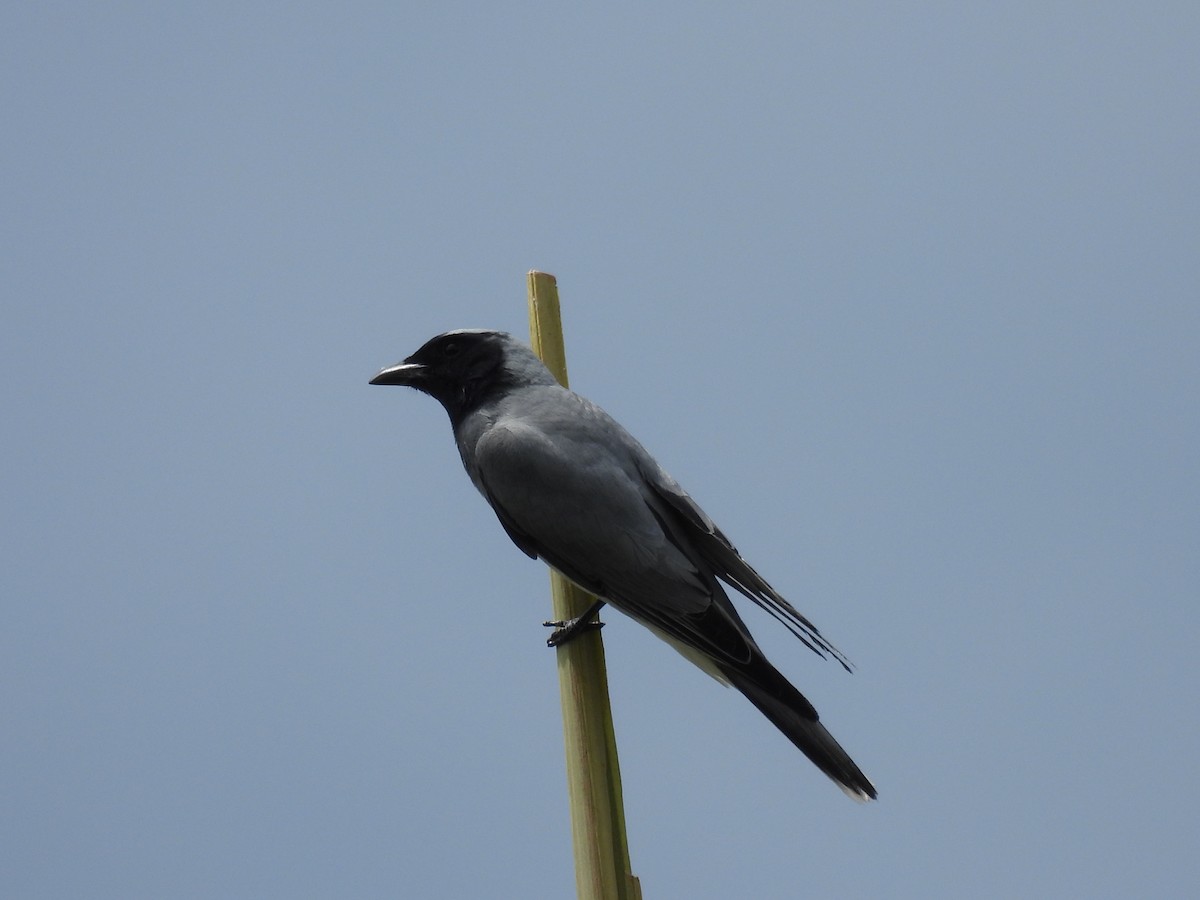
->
470, 388, 852, 671
471, 395, 756, 667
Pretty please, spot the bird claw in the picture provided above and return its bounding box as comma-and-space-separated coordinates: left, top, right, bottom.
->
543, 616, 605, 647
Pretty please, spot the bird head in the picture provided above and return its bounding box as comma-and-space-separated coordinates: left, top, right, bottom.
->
370, 329, 555, 426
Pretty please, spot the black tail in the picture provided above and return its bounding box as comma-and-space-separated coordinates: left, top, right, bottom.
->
721, 658, 877, 801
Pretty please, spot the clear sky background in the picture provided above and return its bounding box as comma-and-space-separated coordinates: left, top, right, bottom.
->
4, 4, 1197, 898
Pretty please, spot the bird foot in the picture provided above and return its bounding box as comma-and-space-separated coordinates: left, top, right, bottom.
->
543, 616, 605, 647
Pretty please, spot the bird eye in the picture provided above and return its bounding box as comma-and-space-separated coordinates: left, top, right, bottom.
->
442, 341, 461, 358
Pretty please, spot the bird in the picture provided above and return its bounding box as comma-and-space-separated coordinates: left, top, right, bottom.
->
370, 329, 876, 801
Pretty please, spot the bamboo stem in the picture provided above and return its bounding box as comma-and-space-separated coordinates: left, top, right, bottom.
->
526, 271, 642, 900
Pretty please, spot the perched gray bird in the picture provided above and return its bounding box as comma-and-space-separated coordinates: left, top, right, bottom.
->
371, 329, 876, 801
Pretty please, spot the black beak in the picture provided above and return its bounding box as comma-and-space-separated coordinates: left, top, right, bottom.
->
369, 360, 427, 386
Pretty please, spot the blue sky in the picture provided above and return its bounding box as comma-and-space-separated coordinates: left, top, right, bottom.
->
3, 3, 1197, 898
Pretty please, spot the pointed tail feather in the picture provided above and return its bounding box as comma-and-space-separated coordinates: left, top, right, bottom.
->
721, 662, 877, 802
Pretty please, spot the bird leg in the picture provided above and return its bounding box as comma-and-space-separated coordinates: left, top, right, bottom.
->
543, 599, 607, 647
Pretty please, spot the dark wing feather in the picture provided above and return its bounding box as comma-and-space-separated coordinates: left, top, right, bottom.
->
642, 464, 855, 673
